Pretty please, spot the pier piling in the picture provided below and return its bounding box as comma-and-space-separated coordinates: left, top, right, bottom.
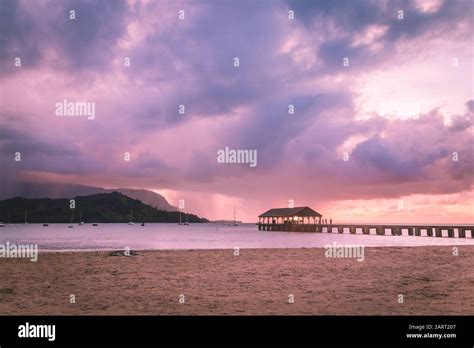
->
448, 228, 454, 238
256, 220, 473, 239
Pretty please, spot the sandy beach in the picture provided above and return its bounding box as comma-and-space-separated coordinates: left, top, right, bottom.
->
1, 246, 473, 315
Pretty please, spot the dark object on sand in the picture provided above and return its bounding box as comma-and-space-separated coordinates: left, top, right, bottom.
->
108, 250, 139, 257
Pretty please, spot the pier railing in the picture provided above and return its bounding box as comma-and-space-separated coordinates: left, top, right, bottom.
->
256, 223, 474, 238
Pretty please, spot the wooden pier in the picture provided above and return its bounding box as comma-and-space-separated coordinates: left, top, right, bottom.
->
257, 222, 474, 238
257, 207, 474, 238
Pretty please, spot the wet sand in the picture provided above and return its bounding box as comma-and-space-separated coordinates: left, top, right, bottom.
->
1, 246, 473, 315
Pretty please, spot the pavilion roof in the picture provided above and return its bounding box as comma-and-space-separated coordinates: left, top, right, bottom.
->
258, 207, 322, 218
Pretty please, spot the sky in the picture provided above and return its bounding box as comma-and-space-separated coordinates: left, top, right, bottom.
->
0, 0, 473, 223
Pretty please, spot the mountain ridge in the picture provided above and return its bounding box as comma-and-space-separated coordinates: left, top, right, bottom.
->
0, 192, 207, 223
0, 181, 177, 212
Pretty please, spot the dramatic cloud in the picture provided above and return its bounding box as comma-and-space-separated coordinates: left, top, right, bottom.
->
0, 0, 472, 222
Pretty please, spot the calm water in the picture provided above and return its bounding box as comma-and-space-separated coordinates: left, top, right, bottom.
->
0, 223, 473, 251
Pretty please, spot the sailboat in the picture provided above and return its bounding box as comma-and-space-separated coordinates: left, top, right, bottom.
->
0, 212, 8, 226
68, 209, 74, 228
78, 211, 85, 225
24, 209, 28, 224
128, 208, 134, 225
183, 212, 189, 226
232, 205, 239, 226
178, 211, 183, 225
7, 212, 12, 226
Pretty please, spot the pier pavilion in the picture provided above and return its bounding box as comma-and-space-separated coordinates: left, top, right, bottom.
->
258, 207, 323, 232
257, 206, 474, 238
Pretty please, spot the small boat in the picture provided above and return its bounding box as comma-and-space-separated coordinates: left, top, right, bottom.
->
78, 212, 85, 225
0, 222, 5, 227
128, 208, 134, 225
24, 209, 28, 224
183, 212, 189, 226
69, 209, 74, 228
141, 222, 145, 226
92, 223, 99, 226
232, 205, 239, 226
42, 223, 49, 227
178, 211, 183, 225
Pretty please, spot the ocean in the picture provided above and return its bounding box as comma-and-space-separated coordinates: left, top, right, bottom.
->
0, 223, 473, 251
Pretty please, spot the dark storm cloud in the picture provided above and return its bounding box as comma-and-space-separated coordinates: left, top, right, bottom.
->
0, 0, 128, 73
287, 0, 385, 31
0, 0, 42, 71
0, 124, 108, 175
0, 125, 77, 157
466, 100, 474, 114
349, 109, 472, 186
52, 0, 128, 69
232, 91, 354, 168
0, 0, 472, 207
351, 134, 446, 178
287, 0, 472, 38
288, 0, 473, 73
384, 0, 472, 41
127, 0, 291, 129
